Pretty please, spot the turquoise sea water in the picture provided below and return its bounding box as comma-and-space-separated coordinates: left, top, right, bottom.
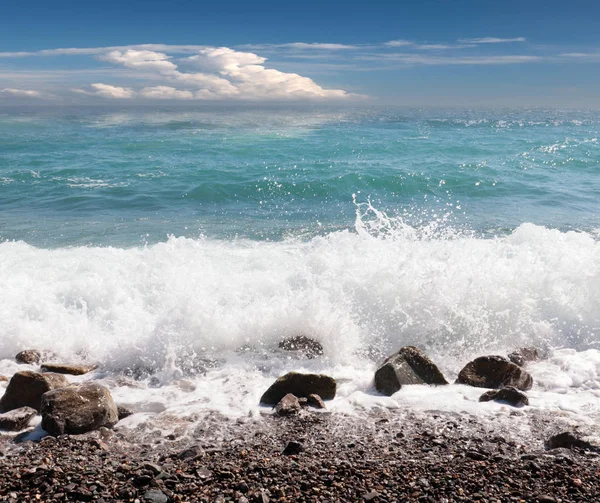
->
1, 107, 599, 246
1, 107, 600, 420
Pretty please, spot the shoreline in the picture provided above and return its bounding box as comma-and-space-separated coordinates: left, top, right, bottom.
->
2, 408, 599, 502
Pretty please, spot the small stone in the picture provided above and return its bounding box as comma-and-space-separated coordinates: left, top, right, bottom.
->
41, 382, 119, 436
117, 405, 134, 420
535, 496, 556, 503
282, 441, 304, 455
363, 490, 381, 501
275, 393, 301, 416
40, 363, 97, 375
144, 489, 168, 503
0, 371, 69, 412
0, 375, 8, 382
260, 371, 336, 405
15, 350, 42, 365
479, 387, 529, 407
307, 393, 326, 409
278, 335, 324, 358
0, 406, 37, 431
457, 355, 533, 390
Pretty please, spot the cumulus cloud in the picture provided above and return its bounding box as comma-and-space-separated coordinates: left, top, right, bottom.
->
75, 83, 136, 99
1, 88, 44, 97
139, 86, 194, 99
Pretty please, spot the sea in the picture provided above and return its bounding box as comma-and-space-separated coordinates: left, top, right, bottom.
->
1, 106, 599, 433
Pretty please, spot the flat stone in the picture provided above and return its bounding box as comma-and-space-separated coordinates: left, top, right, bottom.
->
15, 350, 42, 365
546, 431, 598, 451
374, 346, 448, 396
457, 355, 533, 390
41, 382, 118, 436
40, 363, 98, 375
275, 393, 301, 416
260, 371, 336, 405
0, 371, 69, 412
143, 489, 168, 503
479, 386, 529, 407
0, 406, 37, 431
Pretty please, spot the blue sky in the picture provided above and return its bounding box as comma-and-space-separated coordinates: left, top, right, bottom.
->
1, 0, 600, 106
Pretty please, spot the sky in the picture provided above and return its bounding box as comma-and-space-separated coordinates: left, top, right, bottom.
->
1, 0, 600, 107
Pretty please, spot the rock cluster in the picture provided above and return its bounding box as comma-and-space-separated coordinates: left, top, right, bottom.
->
457, 355, 533, 390
260, 372, 336, 405
0, 371, 69, 412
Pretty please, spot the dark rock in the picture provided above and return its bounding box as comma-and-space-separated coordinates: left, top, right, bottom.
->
479, 386, 529, 407
307, 393, 326, 409
40, 382, 118, 436
282, 440, 304, 455
117, 405, 134, 420
456, 355, 533, 390
144, 489, 169, 503
15, 350, 42, 365
274, 393, 301, 416
546, 431, 598, 451
535, 496, 557, 503
176, 445, 204, 460
260, 372, 336, 405
374, 346, 448, 396
278, 335, 324, 358
0, 406, 37, 431
297, 397, 308, 406
40, 363, 97, 375
0, 371, 69, 412
508, 347, 543, 367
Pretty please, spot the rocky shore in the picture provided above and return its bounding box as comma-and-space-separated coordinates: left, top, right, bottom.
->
1, 342, 600, 502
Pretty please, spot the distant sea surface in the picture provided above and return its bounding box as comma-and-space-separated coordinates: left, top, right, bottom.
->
1, 107, 599, 422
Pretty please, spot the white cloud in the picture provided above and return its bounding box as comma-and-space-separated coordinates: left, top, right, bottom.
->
360, 53, 543, 65
100, 50, 179, 74
139, 86, 194, 99
459, 37, 526, 44
75, 83, 136, 99
0, 88, 43, 97
383, 40, 415, 48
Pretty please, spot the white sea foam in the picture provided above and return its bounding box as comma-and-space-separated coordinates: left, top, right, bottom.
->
1, 213, 599, 423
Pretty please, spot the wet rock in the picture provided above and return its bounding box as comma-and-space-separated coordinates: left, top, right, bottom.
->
374, 346, 448, 396
297, 397, 308, 406
278, 335, 324, 358
117, 405, 135, 420
0, 375, 8, 382
0, 406, 37, 431
307, 393, 326, 409
546, 431, 598, 451
15, 350, 42, 365
260, 372, 336, 405
479, 386, 529, 407
456, 355, 533, 390
274, 394, 301, 416
0, 371, 69, 412
40, 363, 98, 376
41, 382, 118, 436
282, 440, 304, 455
508, 347, 543, 367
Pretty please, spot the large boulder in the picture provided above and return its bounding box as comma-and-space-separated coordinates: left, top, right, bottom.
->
374, 346, 448, 396
278, 336, 324, 359
40, 363, 97, 376
479, 386, 529, 407
0, 406, 37, 431
457, 355, 533, 390
508, 347, 544, 367
260, 372, 336, 405
0, 371, 69, 412
41, 383, 118, 436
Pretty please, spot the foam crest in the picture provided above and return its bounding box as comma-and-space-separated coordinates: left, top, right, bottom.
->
1, 217, 598, 380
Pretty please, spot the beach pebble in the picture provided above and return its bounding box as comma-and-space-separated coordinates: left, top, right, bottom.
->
307, 393, 326, 409
15, 350, 42, 365
274, 394, 301, 416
